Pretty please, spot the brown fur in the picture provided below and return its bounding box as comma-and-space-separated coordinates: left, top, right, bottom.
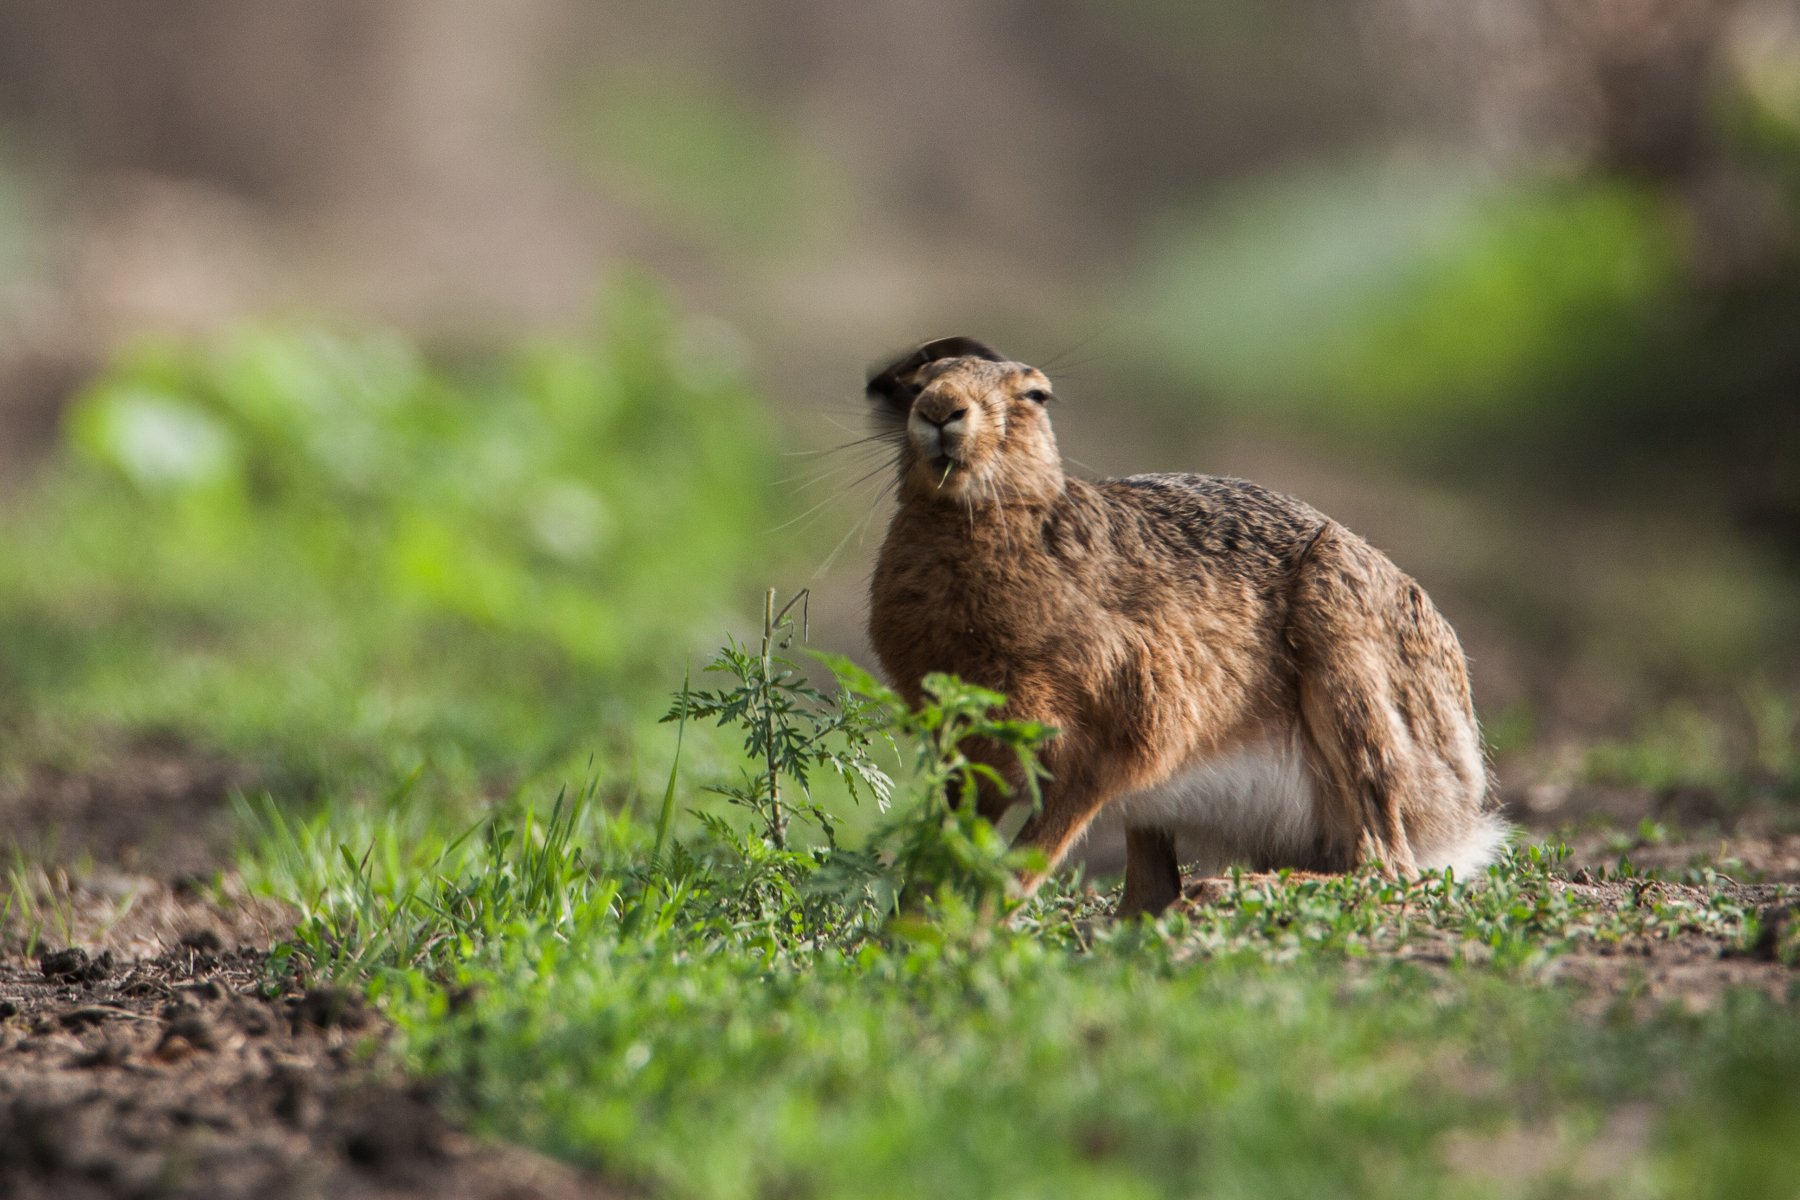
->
865, 340, 1503, 916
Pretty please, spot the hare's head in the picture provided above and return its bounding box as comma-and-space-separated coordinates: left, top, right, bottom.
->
867, 337, 1064, 505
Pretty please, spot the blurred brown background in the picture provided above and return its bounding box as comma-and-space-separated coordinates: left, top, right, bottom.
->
2, 0, 1798, 824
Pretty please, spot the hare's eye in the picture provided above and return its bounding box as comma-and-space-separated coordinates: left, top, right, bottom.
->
1023, 387, 1051, 404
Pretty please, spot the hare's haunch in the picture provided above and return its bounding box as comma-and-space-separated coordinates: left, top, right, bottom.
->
865, 337, 1506, 916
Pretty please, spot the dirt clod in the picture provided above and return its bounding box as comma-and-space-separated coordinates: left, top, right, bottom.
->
58, 1006, 123, 1031
342, 1087, 451, 1173
178, 927, 226, 954
71, 1039, 129, 1069
157, 1011, 219, 1054
291, 985, 370, 1032
37, 947, 113, 984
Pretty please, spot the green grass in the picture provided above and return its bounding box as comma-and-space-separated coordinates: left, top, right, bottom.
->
225, 632, 1799, 1200
5, 309, 1800, 1200
236, 756, 1800, 1200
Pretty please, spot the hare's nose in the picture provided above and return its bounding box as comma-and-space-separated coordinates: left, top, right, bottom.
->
908, 401, 971, 456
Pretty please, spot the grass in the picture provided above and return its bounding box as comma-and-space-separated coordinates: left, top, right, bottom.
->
234, 762, 1800, 1199
225, 629, 1799, 1200
4, 311, 1800, 1199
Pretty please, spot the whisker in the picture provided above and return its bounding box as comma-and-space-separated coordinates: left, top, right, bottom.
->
769, 449, 899, 533
844, 454, 905, 494
1036, 325, 1118, 378
988, 476, 1012, 559
770, 452, 890, 490
858, 476, 899, 548
775, 457, 903, 564
824, 410, 897, 433
770, 439, 900, 486
783, 430, 905, 458
767, 489, 860, 535
810, 473, 901, 581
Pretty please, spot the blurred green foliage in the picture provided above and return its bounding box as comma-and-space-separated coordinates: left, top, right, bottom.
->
1130, 75, 1800, 566
1726, 20, 1800, 177
0, 287, 779, 786
1585, 685, 1800, 805
1137, 159, 1679, 440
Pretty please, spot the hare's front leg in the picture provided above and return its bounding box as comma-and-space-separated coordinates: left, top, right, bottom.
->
1004, 730, 1181, 913
1009, 771, 1112, 901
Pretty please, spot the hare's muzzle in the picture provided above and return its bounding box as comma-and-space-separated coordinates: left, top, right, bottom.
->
907, 401, 971, 465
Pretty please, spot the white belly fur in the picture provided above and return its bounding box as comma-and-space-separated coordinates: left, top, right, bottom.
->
1110, 731, 1510, 877
1113, 732, 1323, 874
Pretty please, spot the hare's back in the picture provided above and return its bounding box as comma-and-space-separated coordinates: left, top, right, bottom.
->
1099, 473, 1327, 567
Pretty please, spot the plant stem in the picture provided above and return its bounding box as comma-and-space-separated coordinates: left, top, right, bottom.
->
761, 587, 787, 850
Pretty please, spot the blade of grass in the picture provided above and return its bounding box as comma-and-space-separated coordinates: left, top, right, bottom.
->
653, 662, 691, 865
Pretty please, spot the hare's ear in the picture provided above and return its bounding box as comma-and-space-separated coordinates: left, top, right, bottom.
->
866, 336, 1004, 415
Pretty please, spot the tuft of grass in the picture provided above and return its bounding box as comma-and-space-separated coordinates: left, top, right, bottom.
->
0, 852, 144, 955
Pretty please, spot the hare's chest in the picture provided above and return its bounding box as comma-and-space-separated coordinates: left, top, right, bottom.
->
869, 545, 1067, 698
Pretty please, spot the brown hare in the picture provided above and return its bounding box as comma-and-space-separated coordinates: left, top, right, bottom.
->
865, 337, 1506, 917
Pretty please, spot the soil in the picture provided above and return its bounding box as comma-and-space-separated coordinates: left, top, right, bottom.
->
1528, 827, 1800, 1013
0, 949, 617, 1200
0, 749, 622, 1200
0, 735, 248, 874
1177, 865, 1800, 1011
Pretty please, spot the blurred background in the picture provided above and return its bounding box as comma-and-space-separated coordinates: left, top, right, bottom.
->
1, 1, 1797, 859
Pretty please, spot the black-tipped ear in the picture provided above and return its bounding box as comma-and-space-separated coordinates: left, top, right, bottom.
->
865, 336, 1004, 413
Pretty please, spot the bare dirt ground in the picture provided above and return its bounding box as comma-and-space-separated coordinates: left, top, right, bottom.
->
0, 752, 623, 1200
1531, 828, 1800, 1011
1176, 846, 1800, 1012
0, 949, 618, 1200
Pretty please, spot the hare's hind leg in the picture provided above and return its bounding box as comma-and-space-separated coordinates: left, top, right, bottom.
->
1286, 526, 1485, 878
1295, 674, 1419, 877
1117, 826, 1181, 918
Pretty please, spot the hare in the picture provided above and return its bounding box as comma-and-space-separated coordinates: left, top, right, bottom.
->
865, 337, 1506, 917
